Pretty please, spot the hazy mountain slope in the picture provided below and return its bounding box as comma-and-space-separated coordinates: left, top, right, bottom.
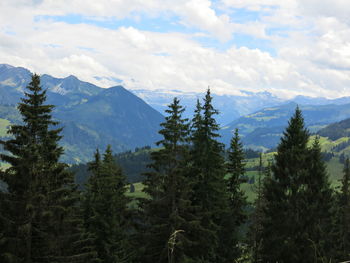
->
131, 89, 284, 125
221, 102, 350, 150
132, 89, 350, 127
56, 86, 164, 150
318, 118, 350, 141
0, 64, 164, 163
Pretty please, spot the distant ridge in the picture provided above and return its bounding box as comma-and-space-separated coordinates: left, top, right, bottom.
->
0, 64, 164, 163
220, 102, 350, 150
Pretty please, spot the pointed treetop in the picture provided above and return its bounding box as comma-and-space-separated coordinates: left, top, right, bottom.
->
94, 148, 101, 162
227, 128, 245, 182
103, 145, 114, 163
279, 106, 309, 151
312, 135, 321, 148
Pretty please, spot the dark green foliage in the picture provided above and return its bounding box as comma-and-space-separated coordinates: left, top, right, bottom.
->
244, 148, 261, 159
334, 158, 350, 261
305, 137, 334, 261
140, 97, 201, 263
261, 108, 334, 263
0, 74, 95, 262
223, 128, 247, 261
70, 147, 152, 187
114, 147, 152, 183
249, 154, 267, 263
190, 90, 229, 262
83, 146, 131, 263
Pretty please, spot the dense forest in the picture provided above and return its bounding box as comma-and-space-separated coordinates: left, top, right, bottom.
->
0, 74, 350, 262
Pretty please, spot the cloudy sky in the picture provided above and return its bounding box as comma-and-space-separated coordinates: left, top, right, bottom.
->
1, 0, 350, 98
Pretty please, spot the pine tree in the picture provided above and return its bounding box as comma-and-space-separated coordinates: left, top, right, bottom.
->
83, 146, 131, 263
250, 153, 266, 263
0, 74, 95, 262
334, 157, 350, 261
223, 128, 247, 261
261, 108, 334, 263
140, 97, 201, 263
190, 89, 229, 262
303, 137, 334, 262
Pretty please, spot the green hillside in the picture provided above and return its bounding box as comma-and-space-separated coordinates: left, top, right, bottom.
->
119, 136, 348, 204
318, 117, 350, 140
220, 102, 350, 150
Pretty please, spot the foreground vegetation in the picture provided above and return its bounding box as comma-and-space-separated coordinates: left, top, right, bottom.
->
0, 74, 350, 262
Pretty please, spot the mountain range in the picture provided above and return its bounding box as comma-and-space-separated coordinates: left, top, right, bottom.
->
220, 102, 350, 150
2, 63, 350, 162
131, 89, 350, 126
131, 89, 285, 126
0, 64, 164, 163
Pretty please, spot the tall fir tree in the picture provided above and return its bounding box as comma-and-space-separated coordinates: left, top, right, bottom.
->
303, 137, 334, 261
334, 157, 350, 261
140, 97, 201, 263
223, 128, 247, 262
83, 145, 131, 263
0, 74, 95, 262
190, 89, 229, 262
261, 108, 334, 263
249, 153, 266, 263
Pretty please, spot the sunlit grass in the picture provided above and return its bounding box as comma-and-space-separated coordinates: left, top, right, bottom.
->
0, 118, 10, 137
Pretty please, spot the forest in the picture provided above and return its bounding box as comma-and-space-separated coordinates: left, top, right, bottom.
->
0, 74, 349, 263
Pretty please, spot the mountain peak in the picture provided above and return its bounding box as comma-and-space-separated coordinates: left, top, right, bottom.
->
98, 85, 136, 99
66, 75, 78, 80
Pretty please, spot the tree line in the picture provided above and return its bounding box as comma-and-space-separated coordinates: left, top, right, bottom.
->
0, 74, 349, 262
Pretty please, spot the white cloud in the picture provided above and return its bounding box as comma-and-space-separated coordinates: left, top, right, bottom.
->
0, 0, 236, 41
0, 0, 350, 99
175, 0, 234, 41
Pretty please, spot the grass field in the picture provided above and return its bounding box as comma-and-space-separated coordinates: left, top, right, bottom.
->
0, 118, 10, 137
126, 182, 148, 208
126, 182, 147, 199
126, 153, 346, 205
0, 162, 10, 171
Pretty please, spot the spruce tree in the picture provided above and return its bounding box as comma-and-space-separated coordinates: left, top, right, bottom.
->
223, 128, 247, 261
0, 74, 95, 262
190, 89, 229, 262
261, 108, 334, 263
250, 153, 266, 263
334, 157, 350, 261
304, 137, 334, 261
140, 97, 201, 263
83, 146, 130, 263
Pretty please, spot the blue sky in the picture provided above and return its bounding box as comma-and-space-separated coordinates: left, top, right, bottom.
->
1, 0, 350, 98
36, 11, 276, 54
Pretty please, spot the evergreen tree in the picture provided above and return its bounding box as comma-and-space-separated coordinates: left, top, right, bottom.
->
261, 108, 334, 263
250, 153, 266, 263
0, 74, 95, 262
334, 157, 350, 261
223, 128, 247, 261
140, 97, 200, 263
190, 89, 229, 262
83, 146, 131, 263
303, 137, 334, 262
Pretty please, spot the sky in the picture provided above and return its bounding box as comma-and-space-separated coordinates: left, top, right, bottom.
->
1, 0, 350, 98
